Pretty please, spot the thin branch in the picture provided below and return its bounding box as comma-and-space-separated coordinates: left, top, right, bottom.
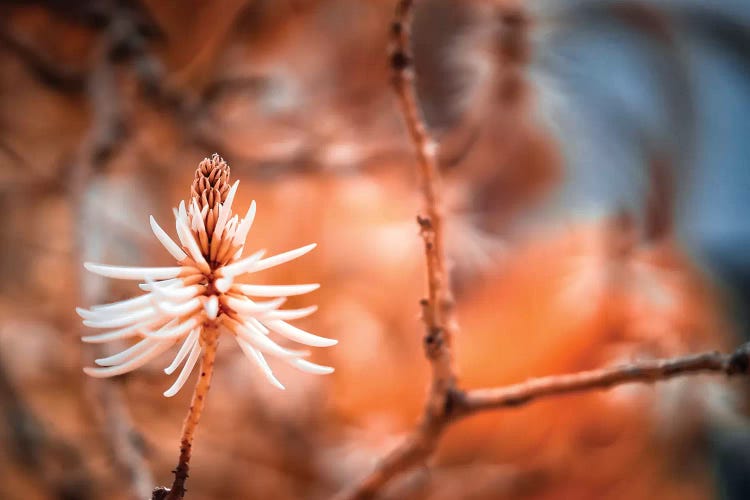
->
336, 2, 459, 498
391, 0, 458, 409
454, 344, 750, 417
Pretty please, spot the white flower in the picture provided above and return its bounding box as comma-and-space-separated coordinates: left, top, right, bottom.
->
76, 155, 336, 396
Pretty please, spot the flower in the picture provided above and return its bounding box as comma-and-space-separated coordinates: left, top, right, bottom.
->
76, 154, 336, 396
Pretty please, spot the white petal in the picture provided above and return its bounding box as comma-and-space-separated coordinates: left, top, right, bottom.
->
215, 277, 233, 293
82, 306, 158, 329
151, 284, 203, 301
204, 295, 219, 320
191, 199, 207, 233
164, 328, 200, 375
146, 316, 200, 339
223, 296, 285, 315
285, 358, 334, 375
250, 243, 316, 273
95, 337, 161, 366
247, 317, 269, 335
178, 201, 189, 226
261, 305, 318, 321
88, 294, 153, 313
154, 297, 202, 316
139, 279, 181, 291
223, 180, 239, 214
84, 263, 181, 280
81, 318, 165, 343
235, 338, 285, 390
225, 317, 309, 359
224, 215, 239, 240
214, 203, 231, 239
83, 339, 175, 378
176, 216, 210, 273
233, 201, 256, 248
265, 319, 337, 347
219, 249, 265, 278
235, 283, 320, 297
150, 216, 188, 261
163, 342, 202, 397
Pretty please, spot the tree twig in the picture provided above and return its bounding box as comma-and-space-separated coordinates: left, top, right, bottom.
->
454, 344, 750, 417
335, 2, 459, 498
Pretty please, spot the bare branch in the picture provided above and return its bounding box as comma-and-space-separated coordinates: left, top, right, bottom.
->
455, 344, 750, 417
336, 1, 459, 498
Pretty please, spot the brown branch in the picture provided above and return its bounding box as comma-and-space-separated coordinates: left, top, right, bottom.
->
335, 2, 458, 499
455, 344, 750, 417
391, 0, 458, 409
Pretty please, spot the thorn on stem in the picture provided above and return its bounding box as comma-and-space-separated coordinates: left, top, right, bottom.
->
424, 327, 444, 357
390, 51, 411, 71
416, 215, 432, 229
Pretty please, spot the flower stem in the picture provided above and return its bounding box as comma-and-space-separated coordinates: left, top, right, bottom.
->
165, 328, 218, 500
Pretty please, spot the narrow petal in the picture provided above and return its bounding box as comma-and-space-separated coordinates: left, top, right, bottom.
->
224, 316, 309, 359
146, 316, 200, 339
215, 277, 233, 293
88, 293, 153, 313
139, 279, 181, 291
213, 202, 231, 239
204, 295, 219, 320
163, 342, 202, 397
223, 180, 240, 216
234, 283, 320, 297
177, 201, 190, 229
82, 306, 158, 329
81, 318, 165, 343
233, 201, 256, 248
219, 249, 266, 278
95, 337, 162, 366
265, 319, 337, 347
235, 338, 285, 390
261, 305, 318, 321
164, 328, 200, 375
176, 217, 210, 274
247, 317, 269, 335
84, 263, 181, 280
83, 339, 175, 378
285, 358, 334, 375
190, 199, 207, 235
154, 297, 202, 316
223, 296, 285, 315
150, 216, 188, 261
250, 243, 316, 273
151, 284, 203, 301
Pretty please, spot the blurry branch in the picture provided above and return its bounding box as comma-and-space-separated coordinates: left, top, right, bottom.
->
455, 345, 750, 416
337, 1, 459, 498
0, 25, 84, 93
68, 4, 155, 499
336, 2, 750, 499
0, 354, 93, 499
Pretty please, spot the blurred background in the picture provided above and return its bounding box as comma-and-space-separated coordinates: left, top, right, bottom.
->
1, 0, 749, 498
